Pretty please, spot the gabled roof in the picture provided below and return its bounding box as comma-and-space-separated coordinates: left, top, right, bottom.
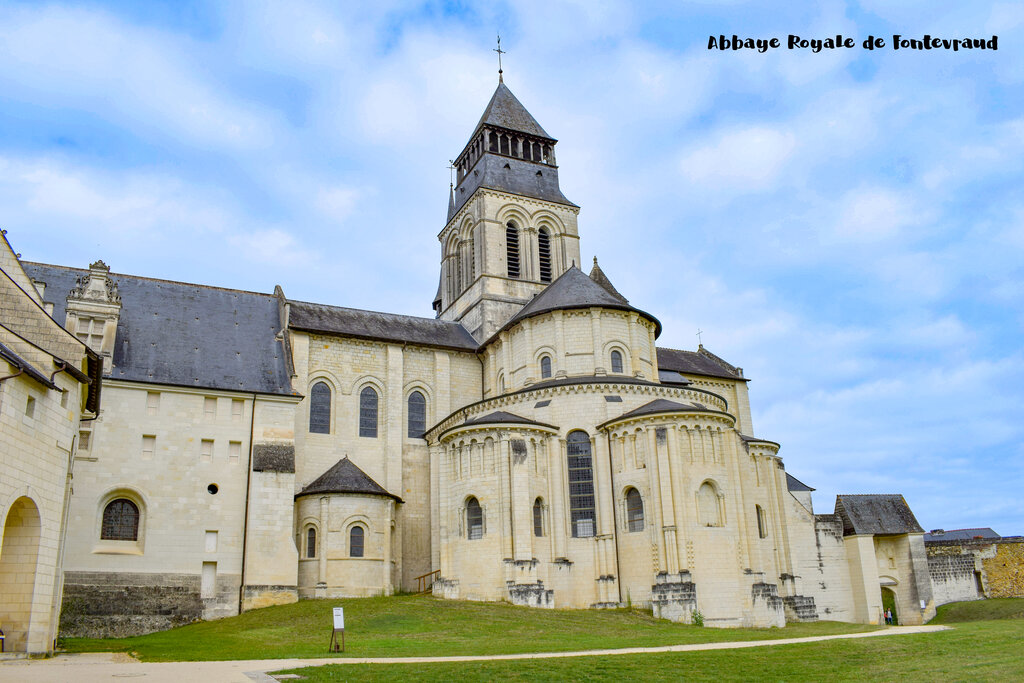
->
497, 266, 661, 339
288, 300, 478, 352
834, 494, 924, 536
924, 528, 1000, 542
656, 346, 747, 381
297, 456, 402, 501
588, 257, 628, 304
474, 82, 552, 140
786, 473, 815, 492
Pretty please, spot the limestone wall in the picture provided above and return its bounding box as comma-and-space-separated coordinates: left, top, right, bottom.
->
926, 538, 1024, 601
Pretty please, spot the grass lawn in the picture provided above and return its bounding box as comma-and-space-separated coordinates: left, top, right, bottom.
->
61, 593, 875, 661
278, 599, 1024, 682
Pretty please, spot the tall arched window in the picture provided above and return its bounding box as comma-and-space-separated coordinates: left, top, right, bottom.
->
309, 381, 331, 434
466, 497, 484, 539
306, 527, 317, 558
626, 488, 644, 532
540, 355, 552, 379
610, 350, 624, 374
101, 499, 140, 541
698, 481, 722, 527
533, 497, 544, 537
506, 222, 520, 278
408, 391, 426, 439
756, 505, 768, 538
538, 228, 552, 282
350, 526, 365, 557
359, 387, 378, 438
567, 431, 596, 538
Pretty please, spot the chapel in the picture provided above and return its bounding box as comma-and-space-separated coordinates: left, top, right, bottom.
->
5, 75, 941, 645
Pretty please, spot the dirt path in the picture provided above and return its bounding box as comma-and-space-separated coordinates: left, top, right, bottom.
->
0, 625, 950, 683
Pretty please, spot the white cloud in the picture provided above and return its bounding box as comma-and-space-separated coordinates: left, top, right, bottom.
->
680, 127, 796, 192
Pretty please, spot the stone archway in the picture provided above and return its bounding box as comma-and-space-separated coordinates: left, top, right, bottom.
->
880, 586, 899, 625
0, 497, 42, 652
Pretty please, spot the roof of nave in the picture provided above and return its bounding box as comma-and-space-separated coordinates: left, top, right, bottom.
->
474, 81, 553, 141
297, 456, 403, 502
785, 473, 815, 492
834, 494, 924, 537
495, 266, 662, 340
461, 410, 557, 429
656, 346, 747, 382
23, 262, 296, 396
288, 299, 478, 352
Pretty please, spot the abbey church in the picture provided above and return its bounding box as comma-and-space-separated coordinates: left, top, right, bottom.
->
1, 77, 943, 650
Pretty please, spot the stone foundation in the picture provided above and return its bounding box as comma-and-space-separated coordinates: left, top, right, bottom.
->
749, 582, 786, 628
241, 584, 299, 611
507, 581, 554, 607
432, 577, 460, 600
651, 571, 697, 623
782, 595, 818, 622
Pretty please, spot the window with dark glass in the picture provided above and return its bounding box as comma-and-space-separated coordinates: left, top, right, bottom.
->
538, 228, 552, 282
567, 431, 596, 538
756, 505, 768, 539
408, 391, 426, 438
533, 498, 544, 537
359, 387, 378, 438
467, 497, 483, 540
626, 488, 644, 532
350, 526, 365, 557
306, 527, 317, 558
540, 356, 552, 379
506, 223, 520, 278
101, 499, 140, 541
610, 350, 624, 374
309, 381, 331, 434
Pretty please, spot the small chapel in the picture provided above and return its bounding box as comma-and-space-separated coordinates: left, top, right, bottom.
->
3, 74, 941, 648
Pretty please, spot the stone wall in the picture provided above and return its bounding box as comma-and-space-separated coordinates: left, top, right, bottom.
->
984, 541, 1024, 598
60, 572, 205, 637
928, 554, 981, 605
925, 537, 1024, 602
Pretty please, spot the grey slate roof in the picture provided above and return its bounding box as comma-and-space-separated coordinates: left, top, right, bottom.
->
657, 346, 746, 381
0, 341, 58, 390
497, 266, 661, 339
834, 495, 924, 536
23, 263, 295, 396
474, 82, 552, 139
658, 369, 693, 385
452, 153, 575, 215
288, 300, 478, 352
297, 456, 402, 501
924, 528, 1000, 542
602, 398, 719, 426
588, 257, 628, 303
461, 410, 556, 429
786, 473, 815, 492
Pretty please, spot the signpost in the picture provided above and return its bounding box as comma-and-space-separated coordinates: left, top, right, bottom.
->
329, 606, 345, 652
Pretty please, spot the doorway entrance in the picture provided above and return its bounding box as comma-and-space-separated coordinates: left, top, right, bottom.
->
881, 586, 899, 625
0, 497, 42, 652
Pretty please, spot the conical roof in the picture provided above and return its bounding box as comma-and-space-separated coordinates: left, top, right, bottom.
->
474, 82, 552, 139
297, 456, 402, 501
447, 184, 456, 222
588, 257, 628, 304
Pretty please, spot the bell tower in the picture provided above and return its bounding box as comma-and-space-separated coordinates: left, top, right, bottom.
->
433, 78, 581, 341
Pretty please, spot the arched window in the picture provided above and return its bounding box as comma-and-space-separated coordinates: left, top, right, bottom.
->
698, 481, 722, 527
756, 505, 768, 539
359, 387, 378, 438
350, 526, 365, 557
408, 391, 426, 439
610, 350, 624, 374
306, 527, 317, 558
498, 374, 506, 393
506, 223, 520, 278
309, 381, 331, 434
538, 228, 552, 282
533, 497, 544, 537
626, 488, 644, 532
540, 355, 552, 379
466, 497, 484, 540
567, 431, 596, 538
101, 499, 139, 541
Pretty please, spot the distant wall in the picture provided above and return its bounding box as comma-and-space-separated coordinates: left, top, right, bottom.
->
926, 537, 1024, 603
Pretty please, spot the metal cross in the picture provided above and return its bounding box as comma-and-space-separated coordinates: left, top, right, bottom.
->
696, 328, 704, 346
494, 34, 505, 79
447, 160, 455, 185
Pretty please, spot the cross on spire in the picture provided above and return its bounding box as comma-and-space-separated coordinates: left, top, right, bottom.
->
447, 159, 455, 186
494, 34, 506, 82
696, 328, 704, 346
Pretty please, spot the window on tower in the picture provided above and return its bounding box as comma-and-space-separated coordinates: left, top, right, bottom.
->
538, 228, 552, 282
506, 222, 520, 278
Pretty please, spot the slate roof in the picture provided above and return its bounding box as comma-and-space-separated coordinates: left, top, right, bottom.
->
452, 154, 576, 215
657, 346, 747, 381
23, 263, 295, 396
786, 473, 815, 492
0, 341, 58, 390
461, 410, 556, 429
588, 257, 628, 303
474, 82, 552, 140
297, 456, 402, 501
496, 266, 661, 339
288, 300, 478, 352
834, 495, 924, 536
658, 369, 693, 385
924, 528, 1000, 542
599, 398, 720, 428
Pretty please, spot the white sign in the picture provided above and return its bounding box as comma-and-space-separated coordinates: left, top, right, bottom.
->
333, 607, 345, 630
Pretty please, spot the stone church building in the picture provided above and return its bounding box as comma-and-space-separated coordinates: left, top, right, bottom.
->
5, 77, 943, 646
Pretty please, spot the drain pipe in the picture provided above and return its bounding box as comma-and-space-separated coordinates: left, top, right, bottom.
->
238, 392, 257, 614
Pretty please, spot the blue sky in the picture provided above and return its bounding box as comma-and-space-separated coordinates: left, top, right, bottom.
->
3, 1, 1021, 533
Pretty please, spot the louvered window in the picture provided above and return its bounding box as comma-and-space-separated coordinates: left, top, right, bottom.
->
309, 382, 331, 434
538, 228, 552, 282
610, 350, 623, 374
467, 497, 484, 539
408, 391, 426, 438
350, 526, 365, 557
567, 431, 596, 538
101, 499, 139, 541
626, 488, 644, 532
359, 387, 378, 438
506, 223, 520, 278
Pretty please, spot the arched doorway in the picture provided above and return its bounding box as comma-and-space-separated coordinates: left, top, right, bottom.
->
880, 587, 899, 625
0, 497, 42, 652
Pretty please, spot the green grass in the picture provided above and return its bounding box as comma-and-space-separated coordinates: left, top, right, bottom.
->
60, 593, 875, 661
280, 599, 1024, 682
